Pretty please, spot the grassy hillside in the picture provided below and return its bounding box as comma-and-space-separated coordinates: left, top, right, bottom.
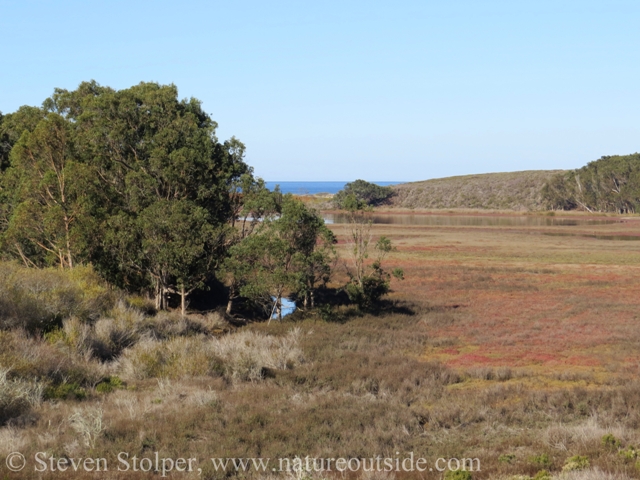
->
389, 170, 564, 211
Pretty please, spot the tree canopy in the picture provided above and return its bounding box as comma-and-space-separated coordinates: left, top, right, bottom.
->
542, 153, 640, 213
333, 179, 393, 209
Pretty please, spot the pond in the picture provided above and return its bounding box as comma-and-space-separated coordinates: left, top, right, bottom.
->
322, 213, 620, 227
271, 297, 297, 319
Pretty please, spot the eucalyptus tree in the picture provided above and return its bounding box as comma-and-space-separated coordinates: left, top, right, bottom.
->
1, 81, 251, 312
225, 195, 335, 320
60, 81, 251, 310
1, 113, 96, 269
222, 174, 281, 315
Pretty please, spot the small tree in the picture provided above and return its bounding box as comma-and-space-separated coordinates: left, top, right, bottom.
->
224, 196, 334, 320
341, 194, 403, 309
333, 179, 393, 209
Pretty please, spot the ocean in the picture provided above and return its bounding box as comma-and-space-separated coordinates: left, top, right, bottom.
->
264, 181, 403, 195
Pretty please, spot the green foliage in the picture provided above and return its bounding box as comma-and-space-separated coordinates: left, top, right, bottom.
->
619, 446, 638, 460
532, 470, 551, 480
543, 153, 640, 213
602, 433, 621, 450
0, 81, 251, 313
529, 454, 551, 468
0, 262, 112, 333
95, 376, 124, 394
444, 469, 472, 480
44, 382, 86, 400
498, 453, 516, 464
333, 179, 393, 209
562, 455, 589, 472
225, 195, 334, 319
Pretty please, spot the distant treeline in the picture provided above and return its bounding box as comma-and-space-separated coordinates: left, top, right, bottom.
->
543, 153, 640, 213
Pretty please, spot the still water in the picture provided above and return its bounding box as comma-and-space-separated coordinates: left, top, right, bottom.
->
322, 213, 619, 227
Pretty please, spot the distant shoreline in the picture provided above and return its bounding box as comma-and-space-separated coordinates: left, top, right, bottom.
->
265, 181, 404, 195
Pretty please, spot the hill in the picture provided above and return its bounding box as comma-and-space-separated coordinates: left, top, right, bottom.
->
388, 170, 564, 211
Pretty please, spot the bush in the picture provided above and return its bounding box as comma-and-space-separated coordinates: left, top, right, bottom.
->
0, 262, 113, 333
95, 376, 124, 393
43, 382, 86, 400
117, 329, 303, 382
562, 455, 589, 472
0, 368, 43, 424
530, 454, 551, 469
0, 329, 103, 387
333, 180, 393, 209
444, 470, 472, 480
602, 433, 621, 450
499, 453, 516, 464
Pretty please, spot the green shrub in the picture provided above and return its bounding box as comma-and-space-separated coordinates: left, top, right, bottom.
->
602, 433, 621, 450
619, 446, 638, 460
0, 262, 113, 333
43, 382, 86, 400
499, 453, 516, 464
562, 455, 589, 472
530, 454, 551, 468
333, 180, 394, 209
95, 376, 124, 393
444, 470, 472, 480
533, 471, 551, 480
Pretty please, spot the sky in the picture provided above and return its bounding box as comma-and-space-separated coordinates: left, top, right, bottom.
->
1, 0, 639, 181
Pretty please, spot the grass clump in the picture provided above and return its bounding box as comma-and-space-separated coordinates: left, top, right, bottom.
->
117, 329, 303, 382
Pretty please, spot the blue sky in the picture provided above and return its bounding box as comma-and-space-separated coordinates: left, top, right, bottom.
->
1, 0, 639, 181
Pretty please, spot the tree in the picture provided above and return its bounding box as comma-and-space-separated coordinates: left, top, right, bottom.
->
333, 179, 393, 209
341, 194, 403, 309
1, 113, 95, 269
542, 154, 640, 213
222, 174, 281, 315
1, 81, 250, 313
224, 196, 335, 320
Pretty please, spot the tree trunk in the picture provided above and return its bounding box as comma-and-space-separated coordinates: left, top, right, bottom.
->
226, 298, 233, 315
180, 285, 187, 316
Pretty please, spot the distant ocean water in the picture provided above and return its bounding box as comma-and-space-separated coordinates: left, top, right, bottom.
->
265, 181, 403, 195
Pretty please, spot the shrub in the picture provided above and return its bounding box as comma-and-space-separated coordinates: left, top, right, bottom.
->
69, 406, 105, 448
499, 453, 516, 464
333, 180, 394, 209
117, 329, 303, 382
95, 376, 124, 394
533, 471, 551, 480
444, 470, 472, 480
619, 446, 638, 461
602, 433, 621, 450
562, 455, 590, 472
0, 368, 43, 424
0, 262, 113, 333
43, 382, 86, 400
530, 454, 551, 469
0, 329, 103, 387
